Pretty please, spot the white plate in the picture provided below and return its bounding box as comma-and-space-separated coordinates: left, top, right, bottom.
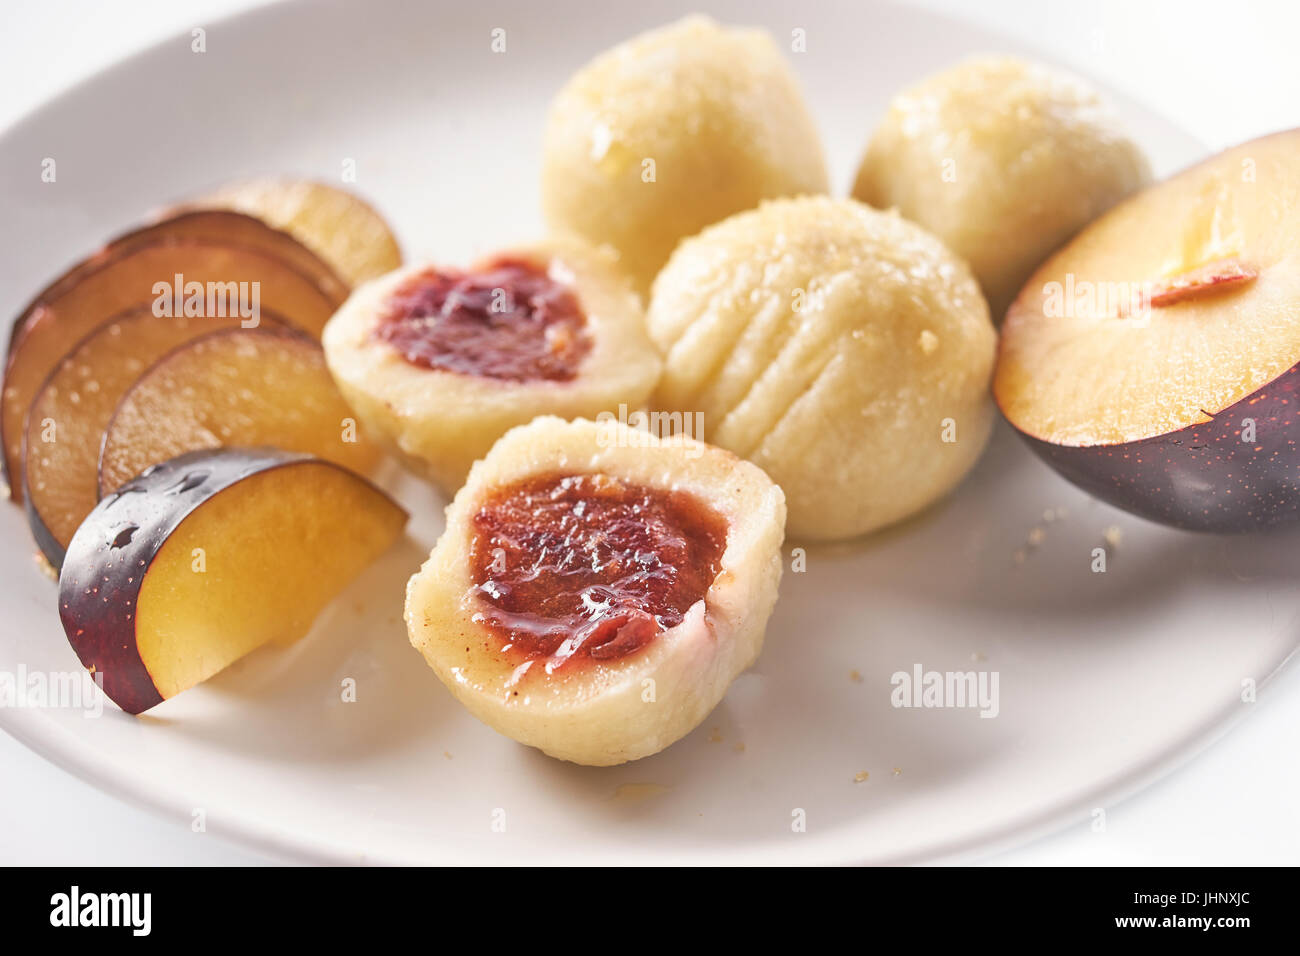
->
2, 0, 1295, 866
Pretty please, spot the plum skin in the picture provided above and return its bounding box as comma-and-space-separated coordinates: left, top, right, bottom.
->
1006, 361, 1300, 533
58, 447, 317, 714
24, 489, 67, 572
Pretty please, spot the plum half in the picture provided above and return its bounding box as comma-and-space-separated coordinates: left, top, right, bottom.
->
59, 448, 406, 714
995, 129, 1300, 532
405, 416, 786, 766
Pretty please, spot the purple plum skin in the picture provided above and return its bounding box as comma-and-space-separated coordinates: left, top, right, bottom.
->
1010, 361, 1299, 533
58, 447, 315, 714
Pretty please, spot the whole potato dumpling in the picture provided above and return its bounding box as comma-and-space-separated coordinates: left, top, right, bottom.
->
852, 56, 1151, 319
542, 15, 828, 293
647, 196, 996, 541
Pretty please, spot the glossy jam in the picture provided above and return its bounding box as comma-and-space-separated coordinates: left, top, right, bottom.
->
469, 473, 727, 671
373, 258, 590, 382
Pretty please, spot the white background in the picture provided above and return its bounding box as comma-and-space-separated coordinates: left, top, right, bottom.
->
1, 0, 1297, 865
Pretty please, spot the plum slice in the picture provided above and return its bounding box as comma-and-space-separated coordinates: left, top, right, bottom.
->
23, 308, 288, 567
6, 210, 346, 333
406, 416, 786, 766
59, 448, 407, 714
3, 235, 348, 502
995, 129, 1300, 531
188, 179, 402, 285
97, 326, 382, 497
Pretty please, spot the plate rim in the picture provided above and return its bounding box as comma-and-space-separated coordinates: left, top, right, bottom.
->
6, 0, 1287, 866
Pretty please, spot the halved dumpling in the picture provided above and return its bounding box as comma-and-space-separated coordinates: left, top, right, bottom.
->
60, 448, 406, 714
323, 238, 662, 493
98, 326, 382, 496
23, 307, 286, 567
405, 415, 786, 766
188, 178, 402, 285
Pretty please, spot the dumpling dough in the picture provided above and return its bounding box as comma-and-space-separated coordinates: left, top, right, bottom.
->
647, 196, 997, 541
852, 56, 1151, 319
406, 416, 786, 766
541, 15, 829, 293
322, 237, 661, 493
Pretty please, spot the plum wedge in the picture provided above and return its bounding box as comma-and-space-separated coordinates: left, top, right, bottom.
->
60, 448, 406, 714
97, 326, 382, 497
